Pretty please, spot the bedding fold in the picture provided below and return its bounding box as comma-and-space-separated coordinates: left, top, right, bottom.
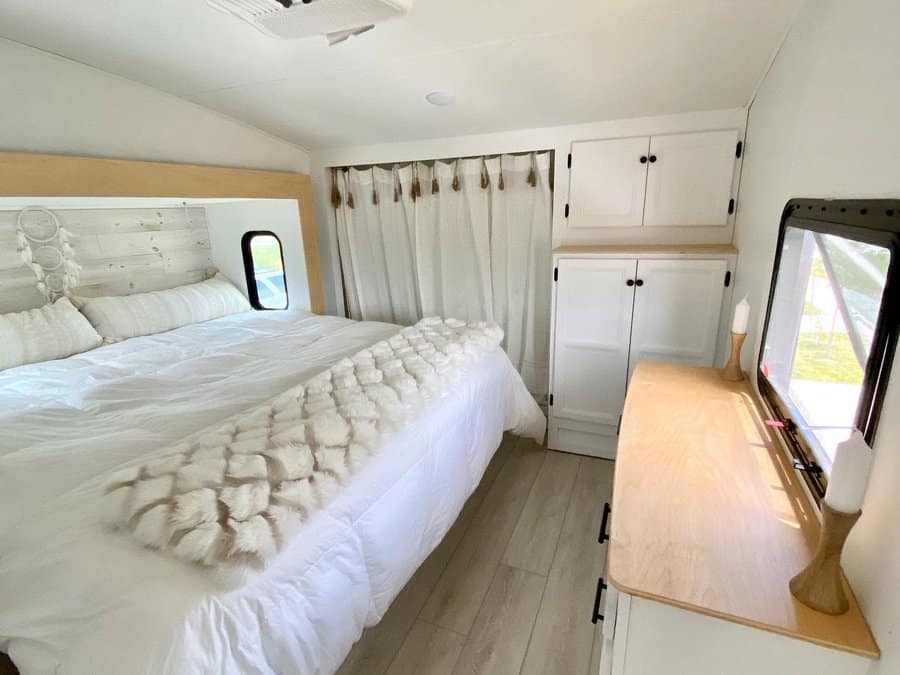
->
0, 309, 545, 674
103, 318, 527, 574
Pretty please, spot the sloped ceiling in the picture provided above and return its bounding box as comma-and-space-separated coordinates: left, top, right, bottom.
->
0, 0, 802, 150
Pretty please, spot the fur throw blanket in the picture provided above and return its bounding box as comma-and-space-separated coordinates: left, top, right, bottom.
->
102, 317, 504, 571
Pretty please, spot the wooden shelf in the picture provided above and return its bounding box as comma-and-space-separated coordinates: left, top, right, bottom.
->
609, 362, 879, 659
553, 244, 738, 256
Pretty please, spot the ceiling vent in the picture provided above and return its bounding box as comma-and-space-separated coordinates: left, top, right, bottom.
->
209, 0, 415, 41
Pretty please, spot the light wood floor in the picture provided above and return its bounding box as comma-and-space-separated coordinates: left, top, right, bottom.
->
338, 434, 614, 675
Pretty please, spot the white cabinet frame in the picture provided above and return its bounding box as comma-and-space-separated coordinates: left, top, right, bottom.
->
547, 247, 738, 459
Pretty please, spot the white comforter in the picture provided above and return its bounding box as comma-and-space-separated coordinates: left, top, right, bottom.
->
0, 310, 544, 675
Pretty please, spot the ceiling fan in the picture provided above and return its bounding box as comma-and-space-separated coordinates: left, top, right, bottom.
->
208, 0, 416, 43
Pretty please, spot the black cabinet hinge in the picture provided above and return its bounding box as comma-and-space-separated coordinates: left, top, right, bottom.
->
736, 140, 743, 158
728, 198, 735, 215
567, 153, 572, 169
564, 203, 570, 218
549, 393, 554, 406
553, 267, 558, 282
616, 414, 622, 435
724, 270, 732, 287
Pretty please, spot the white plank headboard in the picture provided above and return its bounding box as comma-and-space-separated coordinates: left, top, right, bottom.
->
0, 206, 213, 314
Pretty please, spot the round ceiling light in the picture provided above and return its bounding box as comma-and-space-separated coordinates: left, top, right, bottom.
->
426, 91, 454, 107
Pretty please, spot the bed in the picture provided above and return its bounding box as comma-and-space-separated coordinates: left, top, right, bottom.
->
0, 309, 544, 674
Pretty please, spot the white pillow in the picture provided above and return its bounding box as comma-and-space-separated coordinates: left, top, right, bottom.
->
77, 274, 252, 342
0, 298, 103, 371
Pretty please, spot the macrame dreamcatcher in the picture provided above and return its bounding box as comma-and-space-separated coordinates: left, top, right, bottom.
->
16, 206, 82, 301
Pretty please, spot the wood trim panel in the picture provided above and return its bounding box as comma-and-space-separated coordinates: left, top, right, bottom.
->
0, 152, 323, 313
610, 362, 879, 659
0, 206, 214, 314
553, 244, 738, 256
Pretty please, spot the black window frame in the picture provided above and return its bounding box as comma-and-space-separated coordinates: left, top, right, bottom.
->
758, 198, 900, 502
241, 230, 289, 311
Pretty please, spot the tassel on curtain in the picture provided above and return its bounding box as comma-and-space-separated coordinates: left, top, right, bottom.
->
330, 168, 342, 208
343, 169, 355, 209
331, 150, 554, 399
527, 152, 538, 187
412, 163, 422, 201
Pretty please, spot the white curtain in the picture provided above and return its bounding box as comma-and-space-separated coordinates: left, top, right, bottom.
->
415, 159, 493, 323
487, 153, 552, 396
333, 151, 552, 398
335, 166, 419, 324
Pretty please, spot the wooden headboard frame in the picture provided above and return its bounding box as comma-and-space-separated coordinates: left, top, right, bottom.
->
0, 152, 324, 313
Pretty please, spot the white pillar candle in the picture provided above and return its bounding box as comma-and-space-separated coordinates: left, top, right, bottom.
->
732, 296, 750, 334
824, 431, 872, 514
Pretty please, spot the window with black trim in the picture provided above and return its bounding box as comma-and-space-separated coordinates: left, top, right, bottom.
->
241, 231, 288, 310
759, 198, 899, 500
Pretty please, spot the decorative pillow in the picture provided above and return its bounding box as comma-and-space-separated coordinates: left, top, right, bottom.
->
0, 298, 103, 371
76, 274, 252, 342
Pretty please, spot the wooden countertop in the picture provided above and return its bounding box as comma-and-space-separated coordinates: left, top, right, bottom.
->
609, 362, 879, 659
553, 244, 738, 256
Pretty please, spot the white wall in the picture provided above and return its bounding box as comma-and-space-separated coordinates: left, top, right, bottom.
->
205, 199, 310, 312
0, 38, 309, 173
311, 108, 747, 316
732, 0, 900, 671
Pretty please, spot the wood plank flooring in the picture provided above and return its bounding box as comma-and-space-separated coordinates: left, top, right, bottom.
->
339, 434, 615, 675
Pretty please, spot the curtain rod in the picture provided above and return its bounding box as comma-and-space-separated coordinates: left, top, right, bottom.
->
330, 149, 554, 173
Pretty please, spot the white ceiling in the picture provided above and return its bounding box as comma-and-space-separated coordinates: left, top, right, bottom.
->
0, 0, 802, 150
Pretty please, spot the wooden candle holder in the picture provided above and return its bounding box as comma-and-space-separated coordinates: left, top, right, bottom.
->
721, 332, 746, 381
789, 502, 861, 615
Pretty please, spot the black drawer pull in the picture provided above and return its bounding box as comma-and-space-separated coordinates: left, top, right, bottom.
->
598, 501, 611, 543
592, 577, 607, 623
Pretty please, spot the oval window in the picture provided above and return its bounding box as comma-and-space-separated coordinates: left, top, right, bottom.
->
241, 231, 288, 310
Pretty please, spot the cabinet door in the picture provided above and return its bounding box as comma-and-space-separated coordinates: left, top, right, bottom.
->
643, 130, 738, 227
628, 259, 727, 382
568, 137, 650, 228
552, 258, 637, 426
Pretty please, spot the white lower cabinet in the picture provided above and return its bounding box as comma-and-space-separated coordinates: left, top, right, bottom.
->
549, 247, 735, 458
626, 258, 727, 383
598, 588, 870, 675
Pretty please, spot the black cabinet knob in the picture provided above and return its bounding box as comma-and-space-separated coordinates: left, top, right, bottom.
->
635, 279, 644, 287
648, 155, 657, 163
639, 156, 648, 164
626, 279, 635, 287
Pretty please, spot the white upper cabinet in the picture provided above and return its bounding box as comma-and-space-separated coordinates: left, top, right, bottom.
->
551, 257, 637, 427
568, 137, 650, 228
643, 130, 740, 227
627, 258, 728, 381
567, 128, 739, 230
